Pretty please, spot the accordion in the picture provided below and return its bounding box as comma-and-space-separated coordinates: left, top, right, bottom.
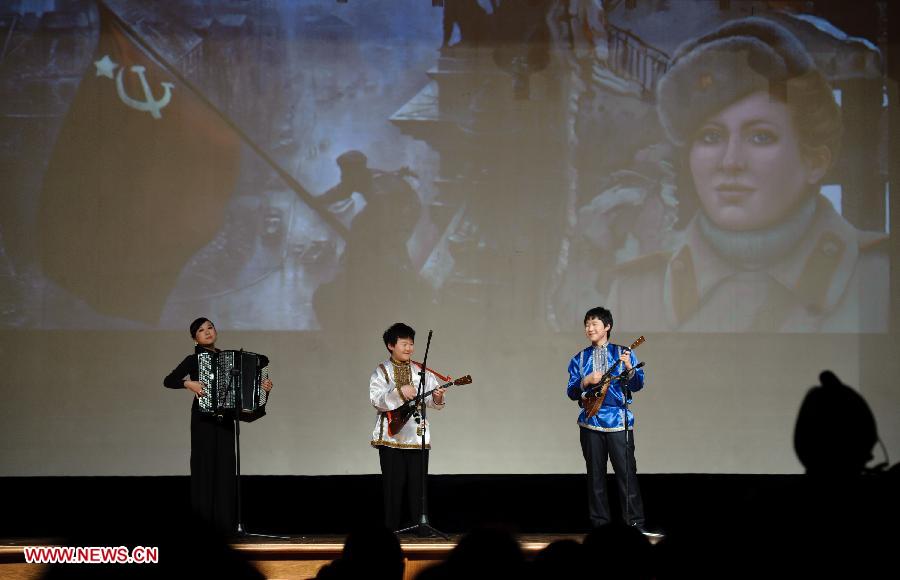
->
197, 350, 269, 422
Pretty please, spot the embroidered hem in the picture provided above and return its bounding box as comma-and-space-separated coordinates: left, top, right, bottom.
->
371, 440, 431, 450
578, 422, 633, 433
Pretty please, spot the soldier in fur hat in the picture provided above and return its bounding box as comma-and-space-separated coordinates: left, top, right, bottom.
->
607, 17, 888, 332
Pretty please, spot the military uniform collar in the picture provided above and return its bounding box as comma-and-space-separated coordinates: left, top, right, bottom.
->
665, 196, 873, 326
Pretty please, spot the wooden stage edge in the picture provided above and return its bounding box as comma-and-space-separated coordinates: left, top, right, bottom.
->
0, 534, 591, 580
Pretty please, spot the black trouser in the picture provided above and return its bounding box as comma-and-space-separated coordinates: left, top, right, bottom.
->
579, 427, 645, 528
378, 446, 429, 531
190, 411, 236, 534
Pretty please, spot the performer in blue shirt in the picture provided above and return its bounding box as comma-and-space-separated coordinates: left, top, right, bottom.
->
567, 306, 658, 536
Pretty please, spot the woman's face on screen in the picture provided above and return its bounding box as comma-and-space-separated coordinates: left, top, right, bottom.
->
194, 320, 217, 348
688, 90, 826, 232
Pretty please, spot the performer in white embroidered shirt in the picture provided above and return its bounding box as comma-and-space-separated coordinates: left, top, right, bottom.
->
370, 322, 446, 531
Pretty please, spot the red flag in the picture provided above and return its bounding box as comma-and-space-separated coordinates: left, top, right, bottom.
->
37, 4, 240, 323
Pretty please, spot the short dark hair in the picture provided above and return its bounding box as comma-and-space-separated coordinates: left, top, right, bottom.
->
383, 322, 415, 348
583, 307, 613, 337
189, 317, 213, 338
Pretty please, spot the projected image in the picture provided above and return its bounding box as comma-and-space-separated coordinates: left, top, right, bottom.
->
1, 0, 443, 331
547, 5, 890, 333
0, 0, 889, 332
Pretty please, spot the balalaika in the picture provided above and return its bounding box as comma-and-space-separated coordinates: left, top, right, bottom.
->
197, 350, 270, 422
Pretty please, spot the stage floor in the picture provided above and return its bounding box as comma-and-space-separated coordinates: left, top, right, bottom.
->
0, 534, 589, 579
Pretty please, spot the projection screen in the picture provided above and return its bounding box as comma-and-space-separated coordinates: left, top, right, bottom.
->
0, 0, 896, 476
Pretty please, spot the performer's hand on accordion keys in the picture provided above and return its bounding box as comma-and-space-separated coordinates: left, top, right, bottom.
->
184, 380, 206, 397
262, 378, 273, 392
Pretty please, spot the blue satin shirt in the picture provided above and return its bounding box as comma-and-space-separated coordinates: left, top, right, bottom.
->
567, 343, 644, 431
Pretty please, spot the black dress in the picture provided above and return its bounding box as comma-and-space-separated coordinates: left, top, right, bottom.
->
164, 346, 236, 534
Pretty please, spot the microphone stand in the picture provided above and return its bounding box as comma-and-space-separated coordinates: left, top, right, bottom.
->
398, 330, 449, 539
622, 378, 634, 528
619, 357, 644, 531
229, 349, 289, 540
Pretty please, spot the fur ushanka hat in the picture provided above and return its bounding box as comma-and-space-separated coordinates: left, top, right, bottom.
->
656, 17, 815, 147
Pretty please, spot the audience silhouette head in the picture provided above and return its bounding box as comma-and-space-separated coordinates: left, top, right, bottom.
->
794, 370, 879, 475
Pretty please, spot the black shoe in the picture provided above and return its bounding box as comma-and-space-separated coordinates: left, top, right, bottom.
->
632, 524, 665, 539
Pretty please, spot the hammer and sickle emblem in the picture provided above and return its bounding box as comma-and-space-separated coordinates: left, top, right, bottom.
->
115, 65, 174, 120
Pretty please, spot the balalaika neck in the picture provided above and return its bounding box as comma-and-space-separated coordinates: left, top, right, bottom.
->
408, 379, 454, 405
